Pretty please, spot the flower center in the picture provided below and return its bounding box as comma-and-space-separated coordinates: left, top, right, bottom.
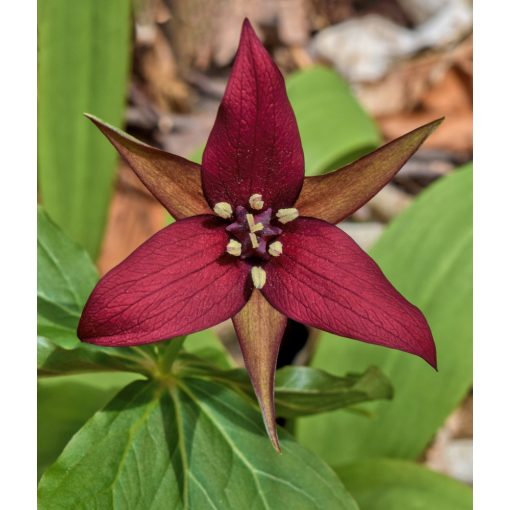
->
226, 205, 282, 260
213, 195, 299, 288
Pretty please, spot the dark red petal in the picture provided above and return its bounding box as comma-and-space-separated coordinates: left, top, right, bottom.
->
296, 118, 443, 224
233, 290, 287, 452
86, 114, 210, 219
262, 218, 436, 367
78, 216, 251, 346
201, 19, 304, 209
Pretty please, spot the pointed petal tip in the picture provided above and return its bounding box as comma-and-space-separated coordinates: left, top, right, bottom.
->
425, 116, 445, 133
83, 112, 103, 125
259, 401, 281, 453
241, 17, 255, 34
425, 346, 438, 371
240, 18, 264, 49
272, 436, 282, 454
414, 330, 437, 370
262, 411, 281, 453
84, 113, 114, 132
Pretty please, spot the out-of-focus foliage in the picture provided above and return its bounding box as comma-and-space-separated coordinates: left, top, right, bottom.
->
286, 66, 381, 175
38, 0, 131, 258
297, 165, 473, 464
335, 459, 472, 510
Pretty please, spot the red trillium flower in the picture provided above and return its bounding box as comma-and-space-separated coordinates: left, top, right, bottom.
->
78, 19, 439, 451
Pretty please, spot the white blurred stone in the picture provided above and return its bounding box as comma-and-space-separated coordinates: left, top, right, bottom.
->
311, 0, 472, 82
443, 439, 473, 484
311, 15, 418, 82
338, 222, 385, 250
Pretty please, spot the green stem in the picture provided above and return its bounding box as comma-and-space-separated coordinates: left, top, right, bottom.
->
158, 336, 186, 374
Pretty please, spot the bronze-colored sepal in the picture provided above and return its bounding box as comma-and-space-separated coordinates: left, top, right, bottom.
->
296, 118, 444, 224
233, 290, 287, 452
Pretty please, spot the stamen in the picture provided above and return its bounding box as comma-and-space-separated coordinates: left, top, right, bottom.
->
226, 239, 242, 256
213, 202, 233, 219
249, 193, 264, 210
249, 233, 259, 248
276, 208, 299, 224
246, 213, 256, 230
251, 266, 267, 289
268, 241, 283, 257
246, 213, 264, 233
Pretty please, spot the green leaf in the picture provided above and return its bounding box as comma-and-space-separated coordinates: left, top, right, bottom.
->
181, 360, 393, 418
286, 66, 381, 175
273, 366, 393, 418
38, 0, 131, 258
335, 459, 472, 510
38, 372, 141, 480
297, 166, 473, 464
37, 207, 97, 349
39, 378, 358, 509
190, 66, 381, 176
37, 337, 152, 377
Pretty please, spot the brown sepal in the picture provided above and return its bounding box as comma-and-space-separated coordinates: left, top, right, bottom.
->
233, 290, 287, 452
295, 118, 444, 224
85, 114, 210, 219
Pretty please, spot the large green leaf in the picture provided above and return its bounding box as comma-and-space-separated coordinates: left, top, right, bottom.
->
335, 459, 472, 510
38, 372, 141, 480
286, 66, 381, 175
38, 0, 131, 258
297, 166, 473, 464
39, 379, 358, 509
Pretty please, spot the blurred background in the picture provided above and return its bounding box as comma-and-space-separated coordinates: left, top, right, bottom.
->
38, 0, 472, 484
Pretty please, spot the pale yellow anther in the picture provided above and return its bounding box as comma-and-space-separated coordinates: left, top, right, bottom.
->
249, 232, 259, 249
213, 202, 233, 219
246, 213, 256, 230
246, 213, 264, 233
251, 266, 267, 289
249, 193, 264, 210
268, 241, 283, 257
276, 208, 299, 224
226, 239, 242, 256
